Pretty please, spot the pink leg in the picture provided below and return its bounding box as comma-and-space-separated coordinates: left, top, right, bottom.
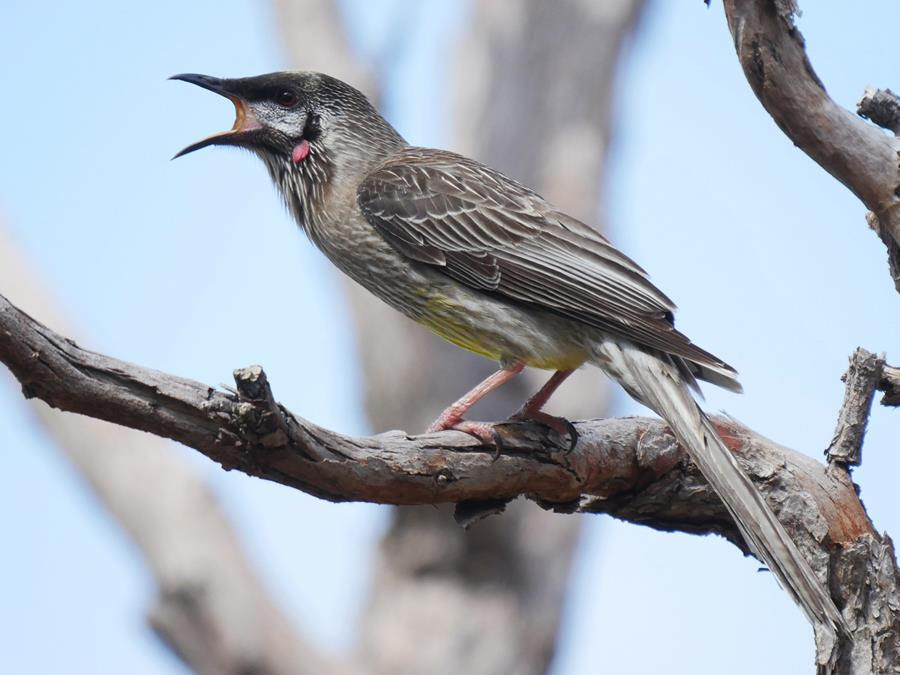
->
427, 361, 525, 435
510, 369, 578, 446
513, 369, 575, 417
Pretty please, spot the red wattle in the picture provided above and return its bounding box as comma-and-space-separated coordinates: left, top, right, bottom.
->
292, 140, 310, 163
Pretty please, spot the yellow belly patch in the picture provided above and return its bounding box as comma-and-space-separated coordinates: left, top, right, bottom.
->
418, 306, 503, 361
418, 293, 588, 370
527, 351, 589, 371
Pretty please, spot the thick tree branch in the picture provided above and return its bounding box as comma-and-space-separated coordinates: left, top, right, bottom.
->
722, 0, 900, 292
1, 291, 665, 508
2, 289, 898, 675
0, 290, 869, 533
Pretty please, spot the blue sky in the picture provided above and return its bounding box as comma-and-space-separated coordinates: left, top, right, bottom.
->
0, 2, 897, 674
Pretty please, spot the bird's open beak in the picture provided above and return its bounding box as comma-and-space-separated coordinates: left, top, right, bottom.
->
170, 73, 262, 159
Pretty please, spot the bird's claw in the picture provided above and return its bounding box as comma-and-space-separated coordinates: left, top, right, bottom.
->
508, 411, 579, 452
429, 419, 505, 459
451, 420, 505, 459
562, 419, 579, 452
428, 412, 578, 456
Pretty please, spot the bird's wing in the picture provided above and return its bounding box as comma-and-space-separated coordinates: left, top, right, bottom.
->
357, 147, 733, 374
360, 150, 846, 636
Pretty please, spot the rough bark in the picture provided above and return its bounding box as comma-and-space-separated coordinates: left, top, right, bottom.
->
857, 87, 900, 136
825, 349, 885, 468
879, 365, 900, 407
721, 0, 900, 293
275, 1, 645, 673
0, 230, 336, 675
1, 290, 898, 674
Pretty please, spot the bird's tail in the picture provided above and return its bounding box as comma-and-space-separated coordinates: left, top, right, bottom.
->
593, 340, 847, 639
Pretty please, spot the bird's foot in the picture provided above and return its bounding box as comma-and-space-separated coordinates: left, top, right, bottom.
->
450, 420, 504, 449
426, 410, 461, 434
508, 410, 579, 451
427, 417, 505, 458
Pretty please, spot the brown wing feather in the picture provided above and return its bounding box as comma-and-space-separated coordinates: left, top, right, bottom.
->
357, 147, 735, 375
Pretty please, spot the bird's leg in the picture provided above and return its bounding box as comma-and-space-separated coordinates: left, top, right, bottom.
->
509, 369, 578, 447
513, 368, 575, 416
426, 361, 525, 442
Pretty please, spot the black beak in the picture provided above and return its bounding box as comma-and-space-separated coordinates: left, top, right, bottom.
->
170, 73, 261, 159
170, 73, 230, 95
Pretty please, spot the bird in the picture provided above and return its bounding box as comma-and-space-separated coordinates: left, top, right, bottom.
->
171, 71, 846, 637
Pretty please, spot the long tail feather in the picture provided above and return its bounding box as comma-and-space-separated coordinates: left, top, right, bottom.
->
595, 340, 848, 639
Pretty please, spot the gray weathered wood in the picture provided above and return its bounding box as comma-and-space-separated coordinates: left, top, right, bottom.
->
826, 348, 885, 468
878, 365, 900, 407
857, 87, 900, 135
722, 0, 900, 293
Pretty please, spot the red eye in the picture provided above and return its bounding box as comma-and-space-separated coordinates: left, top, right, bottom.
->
275, 90, 298, 108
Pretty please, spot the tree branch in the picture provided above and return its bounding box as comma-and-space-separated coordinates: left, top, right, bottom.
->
0, 290, 661, 508
857, 87, 900, 136
825, 348, 885, 468
722, 0, 900, 292
0, 290, 866, 531
2, 289, 898, 673
878, 364, 900, 406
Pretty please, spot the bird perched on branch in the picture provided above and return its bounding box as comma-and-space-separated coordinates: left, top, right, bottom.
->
172, 71, 846, 637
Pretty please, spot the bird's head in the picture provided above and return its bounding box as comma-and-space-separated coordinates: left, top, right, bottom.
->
171, 71, 403, 185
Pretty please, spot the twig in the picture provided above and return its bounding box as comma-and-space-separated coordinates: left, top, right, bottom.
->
825, 348, 885, 468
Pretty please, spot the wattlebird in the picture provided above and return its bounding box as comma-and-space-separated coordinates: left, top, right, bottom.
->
172, 71, 846, 636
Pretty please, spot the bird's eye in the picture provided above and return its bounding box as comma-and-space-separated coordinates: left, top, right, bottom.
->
274, 90, 299, 108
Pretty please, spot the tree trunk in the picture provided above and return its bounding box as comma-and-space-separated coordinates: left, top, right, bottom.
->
274, 1, 646, 672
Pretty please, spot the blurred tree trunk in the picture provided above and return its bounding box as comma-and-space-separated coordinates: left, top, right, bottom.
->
275, 1, 646, 672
